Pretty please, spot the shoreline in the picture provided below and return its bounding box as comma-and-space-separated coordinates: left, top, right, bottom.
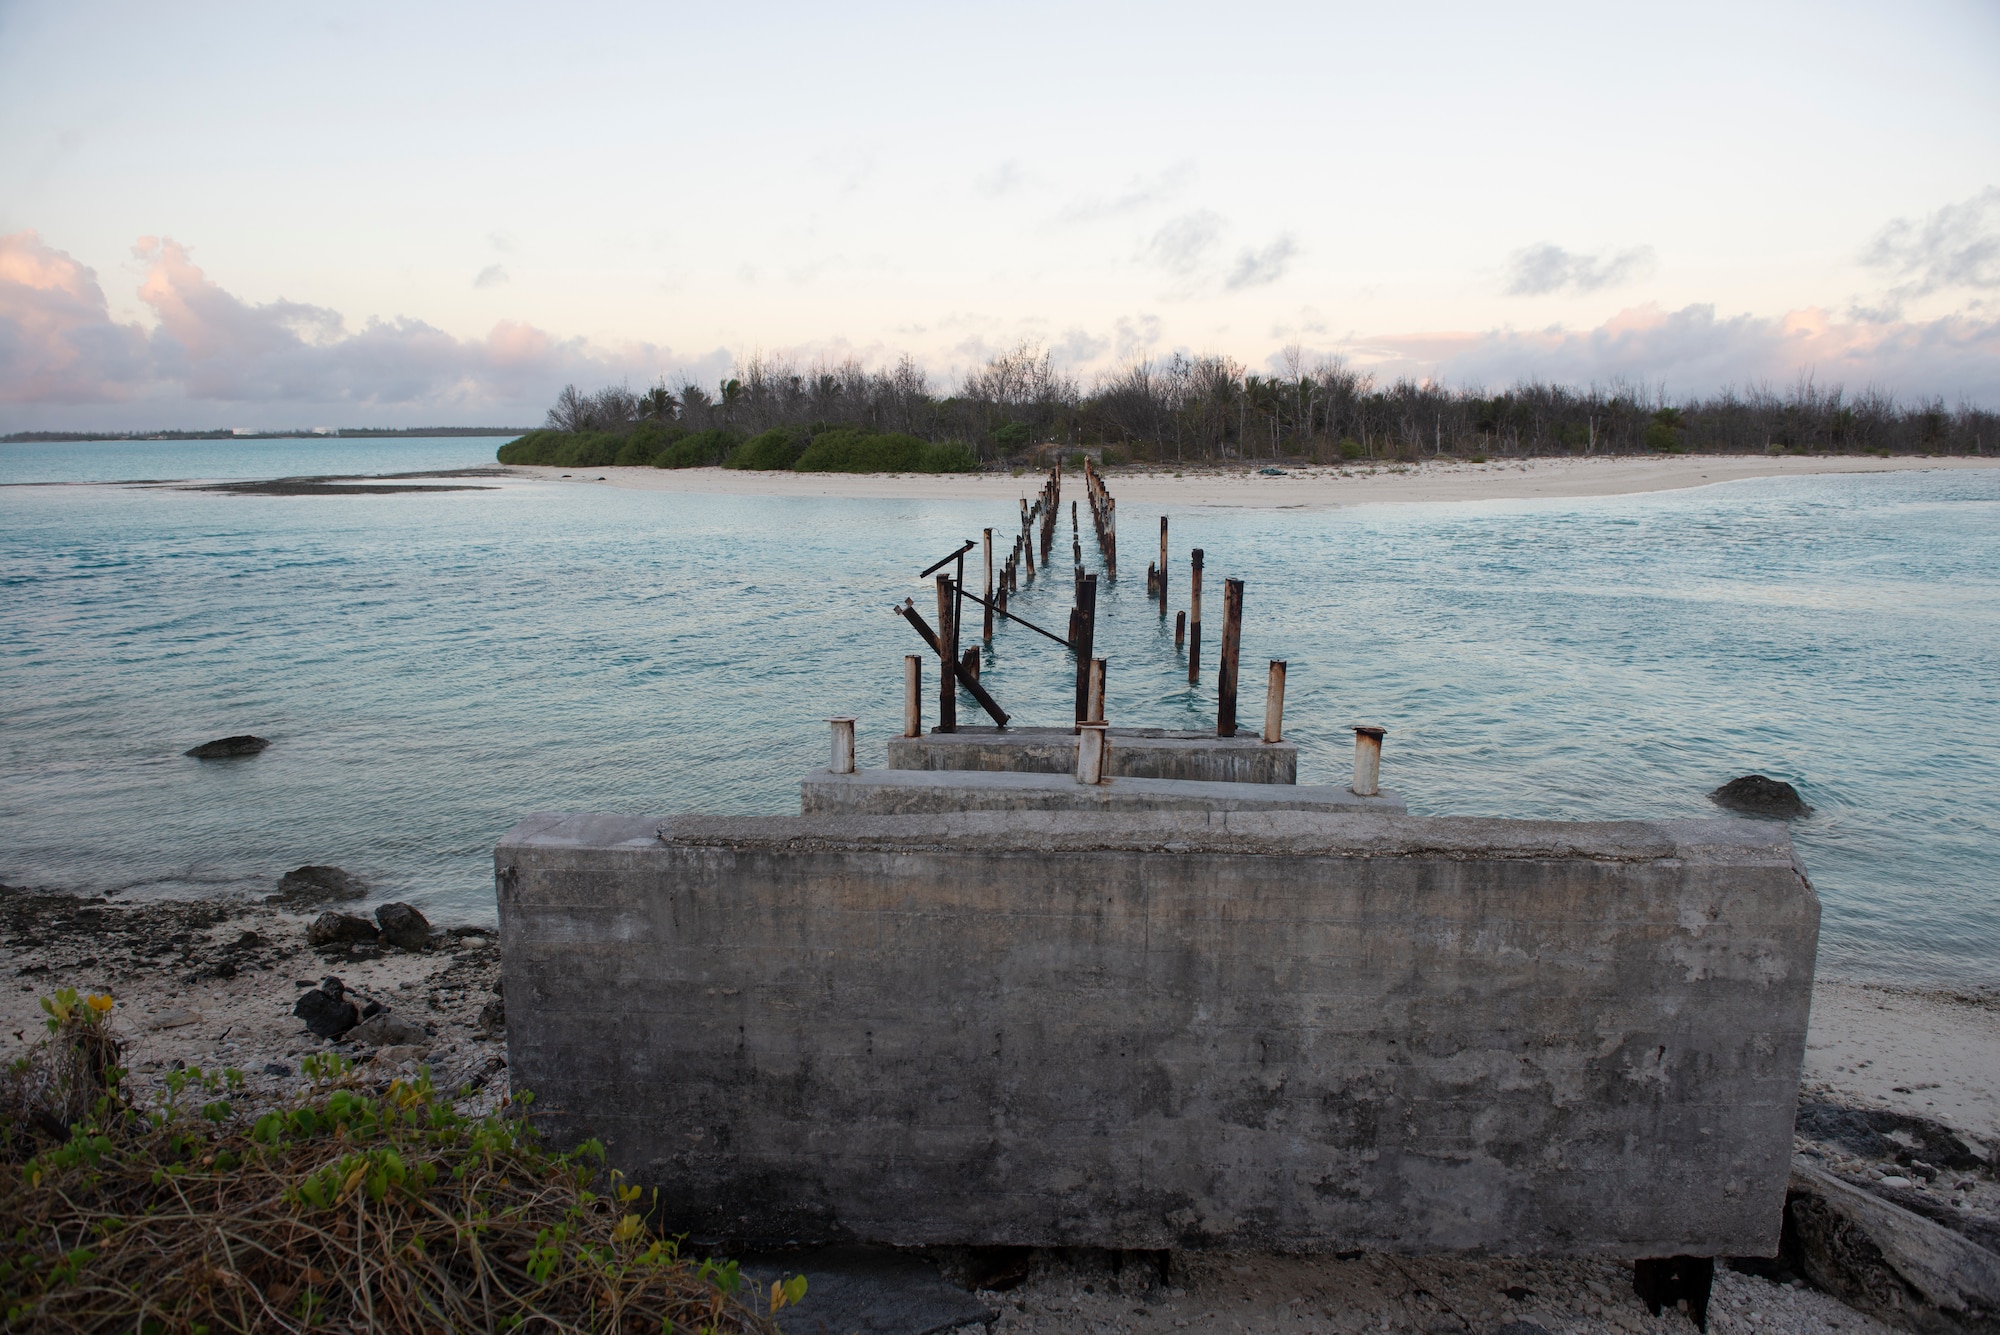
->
504, 452, 2000, 508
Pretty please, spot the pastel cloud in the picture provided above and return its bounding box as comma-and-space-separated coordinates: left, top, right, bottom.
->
0, 231, 715, 425
1346, 302, 2000, 403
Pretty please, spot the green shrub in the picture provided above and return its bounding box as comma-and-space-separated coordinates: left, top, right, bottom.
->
496, 430, 567, 464
655, 428, 740, 468
725, 428, 807, 470
792, 429, 978, 473
994, 421, 1033, 450
1643, 422, 1684, 453
1338, 438, 1365, 460
613, 420, 681, 465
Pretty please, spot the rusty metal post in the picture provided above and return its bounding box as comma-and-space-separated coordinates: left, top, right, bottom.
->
1263, 660, 1287, 743
1216, 578, 1244, 736
828, 717, 856, 774
903, 655, 922, 737
982, 528, 994, 642
1158, 516, 1168, 614
1175, 610, 1186, 648
935, 574, 958, 733
1187, 548, 1204, 684
1351, 725, 1386, 796
1086, 657, 1107, 726
1075, 722, 1109, 785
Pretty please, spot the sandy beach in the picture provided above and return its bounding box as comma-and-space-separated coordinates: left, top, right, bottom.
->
506, 453, 2000, 509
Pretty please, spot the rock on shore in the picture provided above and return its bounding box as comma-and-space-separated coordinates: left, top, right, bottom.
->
184, 734, 270, 759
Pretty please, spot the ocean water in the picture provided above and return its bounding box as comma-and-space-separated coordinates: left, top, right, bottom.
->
2, 439, 1995, 987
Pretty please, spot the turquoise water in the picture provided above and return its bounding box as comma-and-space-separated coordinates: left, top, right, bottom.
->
2, 439, 1996, 986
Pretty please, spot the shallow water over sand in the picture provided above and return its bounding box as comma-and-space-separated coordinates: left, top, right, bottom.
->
2, 439, 1995, 986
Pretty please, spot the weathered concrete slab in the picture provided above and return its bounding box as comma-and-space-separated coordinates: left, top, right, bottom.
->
496, 809, 1817, 1258
801, 767, 1403, 816
886, 725, 1298, 785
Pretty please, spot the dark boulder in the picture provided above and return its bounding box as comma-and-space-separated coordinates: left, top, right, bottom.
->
1711, 774, 1810, 817
307, 911, 379, 948
375, 901, 431, 951
477, 996, 505, 1033
185, 735, 270, 759
293, 977, 358, 1038
270, 865, 367, 906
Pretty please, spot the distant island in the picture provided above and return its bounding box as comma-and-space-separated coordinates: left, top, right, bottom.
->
496, 348, 1998, 473
2, 427, 531, 443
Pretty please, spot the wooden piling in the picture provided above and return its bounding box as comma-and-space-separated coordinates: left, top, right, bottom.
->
1072, 573, 1097, 729
935, 574, 958, 733
982, 528, 994, 642
1187, 548, 1204, 684
1216, 577, 1243, 736
1263, 660, 1286, 743
1158, 516, 1168, 613
903, 655, 922, 737
1175, 609, 1186, 648
1087, 656, 1107, 725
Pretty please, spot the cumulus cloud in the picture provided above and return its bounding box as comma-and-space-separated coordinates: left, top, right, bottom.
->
1505, 243, 1656, 296
1114, 314, 1162, 360
1860, 187, 2000, 315
474, 264, 509, 288
0, 231, 715, 427
0, 230, 151, 402
1225, 234, 1299, 290
1345, 302, 2000, 404
1144, 211, 1223, 277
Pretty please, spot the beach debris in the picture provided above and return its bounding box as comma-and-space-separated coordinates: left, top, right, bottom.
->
268, 863, 367, 904
1787, 1157, 2000, 1328
306, 909, 379, 947
262, 1060, 292, 1076
1711, 774, 1811, 817
345, 1011, 430, 1047
145, 1008, 202, 1031
292, 975, 358, 1038
477, 994, 506, 1033
182, 733, 269, 759
376, 900, 432, 950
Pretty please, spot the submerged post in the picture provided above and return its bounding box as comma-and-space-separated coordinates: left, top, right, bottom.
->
1263, 660, 1287, 743
903, 655, 922, 738
1158, 516, 1169, 614
1351, 725, 1386, 796
982, 528, 994, 642
935, 575, 958, 733
828, 717, 856, 774
1217, 577, 1244, 736
1187, 549, 1204, 684
1175, 610, 1186, 649
1072, 574, 1097, 730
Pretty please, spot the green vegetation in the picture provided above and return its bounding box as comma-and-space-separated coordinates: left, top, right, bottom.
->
723, 428, 807, 471
498, 424, 742, 469
791, 428, 976, 473
1, 988, 798, 1333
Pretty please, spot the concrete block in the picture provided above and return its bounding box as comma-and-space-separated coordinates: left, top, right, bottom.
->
496, 809, 1817, 1258
886, 726, 1298, 785
800, 767, 1402, 816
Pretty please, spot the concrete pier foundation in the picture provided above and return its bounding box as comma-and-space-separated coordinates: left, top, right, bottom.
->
886, 725, 1299, 785
496, 808, 1817, 1257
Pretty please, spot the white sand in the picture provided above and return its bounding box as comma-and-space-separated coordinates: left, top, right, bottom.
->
1802, 981, 2000, 1142
507, 453, 2000, 509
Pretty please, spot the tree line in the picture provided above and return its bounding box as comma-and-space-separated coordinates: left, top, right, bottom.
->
527, 344, 1998, 465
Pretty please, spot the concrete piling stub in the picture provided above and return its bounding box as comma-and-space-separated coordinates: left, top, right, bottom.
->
1352, 724, 1385, 796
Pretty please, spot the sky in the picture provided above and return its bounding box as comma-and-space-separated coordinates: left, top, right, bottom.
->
2, 0, 1997, 430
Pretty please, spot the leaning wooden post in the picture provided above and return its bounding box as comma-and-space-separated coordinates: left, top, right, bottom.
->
1262, 660, 1286, 743
903, 655, 922, 737
1216, 577, 1244, 736
1158, 516, 1169, 614
1187, 548, 1204, 684
934, 574, 958, 733
1072, 573, 1097, 730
